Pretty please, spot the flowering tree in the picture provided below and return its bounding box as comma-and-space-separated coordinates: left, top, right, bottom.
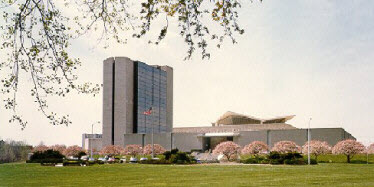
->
212, 141, 241, 161
271, 141, 301, 154
50, 144, 66, 154
99, 145, 124, 156
63, 145, 84, 157
32, 145, 49, 153
122, 145, 143, 157
302, 140, 331, 160
241, 141, 269, 155
367, 143, 374, 154
143, 144, 166, 155
332, 139, 365, 163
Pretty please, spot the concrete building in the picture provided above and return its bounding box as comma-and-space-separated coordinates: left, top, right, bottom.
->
82, 134, 102, 152
82, 57, 355, 152
102, 57, 173, 147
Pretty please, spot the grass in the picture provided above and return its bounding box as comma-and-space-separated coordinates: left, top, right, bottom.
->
1, 163, 374, 186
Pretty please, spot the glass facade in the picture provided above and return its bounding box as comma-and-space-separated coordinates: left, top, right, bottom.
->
135, 62, 167, 133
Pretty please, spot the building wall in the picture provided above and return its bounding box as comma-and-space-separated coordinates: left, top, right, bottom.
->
144, 133, 172, 150
82, 138, 103, 152
235, 131, 268, 147
268, 129, 308, 148
118, 128, 355, 152
114, 57, 134, 146
124, 134, 144, 146
160, 66, 173, 133
172, 133, 203, 152
102, 57, 115, 146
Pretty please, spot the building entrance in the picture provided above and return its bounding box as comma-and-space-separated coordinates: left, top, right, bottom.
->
202, 136, 233, 151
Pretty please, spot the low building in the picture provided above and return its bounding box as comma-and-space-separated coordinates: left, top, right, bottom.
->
81, 58, 355, 152
82, 134, 103, 152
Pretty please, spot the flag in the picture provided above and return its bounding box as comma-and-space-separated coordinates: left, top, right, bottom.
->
143, 107, 152, 115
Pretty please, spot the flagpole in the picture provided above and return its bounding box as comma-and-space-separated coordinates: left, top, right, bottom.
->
308, 118, 312, 165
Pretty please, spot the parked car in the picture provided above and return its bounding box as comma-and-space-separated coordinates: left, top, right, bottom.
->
129, 157, 138, 163
120, 156, 127, 163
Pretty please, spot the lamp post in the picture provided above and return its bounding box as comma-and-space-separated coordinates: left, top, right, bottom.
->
308, 118, 312, 165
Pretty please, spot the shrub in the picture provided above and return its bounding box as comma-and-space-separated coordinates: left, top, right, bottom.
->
143, 144, 166, 155
212, 141, 241, 161
332, 139, 365, 163
271, 141, 301, 154
170, 152, 192, 164
240, 156, 269, 164
139, 158, 171, 164
267, 152, 307, 165
241, 141, 269, 155
302, 140, 331, 160
29, 150, 64, 163
163, 148, 179, 160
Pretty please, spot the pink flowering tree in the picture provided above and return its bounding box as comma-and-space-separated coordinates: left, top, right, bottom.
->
332, 139, 365, 163
122, 145, 143, 157
241, 141, 269, 156
32, 145, 49, 153
367, 143, 374, 154
302, 140, 331, 160
143, 144, 166, 155
63, 145, 84, 157
100, 145, 124, 156
271, 141, 301, 154
212, 141, 241, 161
50, 144, 67, 154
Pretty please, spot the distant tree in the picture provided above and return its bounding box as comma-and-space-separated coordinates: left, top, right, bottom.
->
332, 139, 365, 163
143, 144, 166, 155
367, 143, 374, 154
99, 145, 124, 157
0, 140, 31, 163
50, 144, 66, 154
122, 144, 143, 157
32, 145, 49, 153
63, 145, 84, 157
0, 0, 259, 128
271, 141, 301, 154
212, 141, 241, 161
241, 141, 269, 155
302, 140, 331, 160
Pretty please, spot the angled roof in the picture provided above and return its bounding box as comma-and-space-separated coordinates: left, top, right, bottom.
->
215, 111, 295, 125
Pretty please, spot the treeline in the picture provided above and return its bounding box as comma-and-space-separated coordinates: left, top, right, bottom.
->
0, 140, 32, 164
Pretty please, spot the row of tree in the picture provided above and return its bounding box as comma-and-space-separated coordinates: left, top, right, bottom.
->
213, 139, 373, 163
32, 144, 167, 158
0, 140, 32, 163
30, 139, 374, 163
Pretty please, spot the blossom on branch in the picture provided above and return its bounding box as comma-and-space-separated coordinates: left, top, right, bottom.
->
122, 144, 143, 156
212, 141, 241, 161
271, 141, 301, 154
99, 145, 124, 156
332, 139, 365, 163
241, 141, 269, 155
143, 144, 166, 155
302, 140, 331, 160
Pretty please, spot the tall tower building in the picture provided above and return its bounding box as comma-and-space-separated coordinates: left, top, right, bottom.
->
102, 57, 173, 146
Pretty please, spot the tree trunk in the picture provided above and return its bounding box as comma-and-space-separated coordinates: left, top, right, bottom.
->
347, 155, 351, 163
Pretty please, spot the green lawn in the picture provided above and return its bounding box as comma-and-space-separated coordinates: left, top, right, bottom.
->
1, 163, 374, 186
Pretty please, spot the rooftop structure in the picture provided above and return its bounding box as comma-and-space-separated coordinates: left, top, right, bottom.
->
214, 111, 295, 126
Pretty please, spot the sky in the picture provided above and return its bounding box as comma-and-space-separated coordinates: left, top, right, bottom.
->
1, 0, 374, 146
